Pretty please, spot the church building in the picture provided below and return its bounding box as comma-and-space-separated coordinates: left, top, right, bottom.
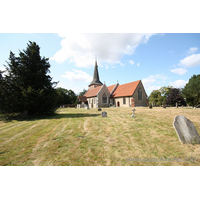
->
78, 58, 148, 108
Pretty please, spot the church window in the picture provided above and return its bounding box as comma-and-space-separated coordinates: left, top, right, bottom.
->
102, 93, 107, 104
123, 97, 126, 104
138, 88, 142, 100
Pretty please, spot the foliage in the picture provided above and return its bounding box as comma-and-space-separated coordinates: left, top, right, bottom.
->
79, 89, 87, 96
182, 74, 200, 107
166, 88, 186, 106
148, 86, 172, 106
0, 41, 58, 115
56, 87, 77, 105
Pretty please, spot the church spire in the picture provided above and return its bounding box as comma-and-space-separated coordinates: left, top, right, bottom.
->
89, 57, 103, 87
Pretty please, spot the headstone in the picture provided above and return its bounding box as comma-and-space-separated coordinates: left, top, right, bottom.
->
131, 108, 136, 117
173, 115, 200, 144
182, 105, 183, 108
163, 104, 166, 109
85, 106, 89, 109
102, 111, 107, 117
176, 102, 178, 108
149, 104, 152, 109
98, 108, 102, 111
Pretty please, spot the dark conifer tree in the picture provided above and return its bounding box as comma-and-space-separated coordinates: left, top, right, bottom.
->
1, 41, 58, 115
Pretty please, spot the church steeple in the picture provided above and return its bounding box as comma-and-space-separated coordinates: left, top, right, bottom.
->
89, 57, 103, 88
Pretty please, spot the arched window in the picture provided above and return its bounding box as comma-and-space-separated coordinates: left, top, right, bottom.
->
102, 93, 107, 104
138, 88, 142, 100
123, 97, 126, 104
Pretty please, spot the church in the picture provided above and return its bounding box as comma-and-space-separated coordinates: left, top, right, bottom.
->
77, 58, 148, 108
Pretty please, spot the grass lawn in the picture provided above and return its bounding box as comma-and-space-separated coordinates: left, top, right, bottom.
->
0, 107, 200, 166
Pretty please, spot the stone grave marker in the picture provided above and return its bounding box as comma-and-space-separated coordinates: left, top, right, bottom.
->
131, 108, 136, 117
149, 104, 152, 109
102, 111, 107, 117
98, 108, 102, 111
173, 115, 200, 144
176, 102, 178, 108
85, 106, 89, 109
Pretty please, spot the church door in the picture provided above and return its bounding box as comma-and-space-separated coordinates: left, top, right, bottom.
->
117, 101, 120, 107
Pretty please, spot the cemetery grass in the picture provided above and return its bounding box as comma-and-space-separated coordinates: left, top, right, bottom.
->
0, 107, 200, 166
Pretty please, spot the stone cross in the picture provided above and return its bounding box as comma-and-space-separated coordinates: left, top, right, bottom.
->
102, 111, 107, 117
173, 115, 200, 144
131, 108, 136, 117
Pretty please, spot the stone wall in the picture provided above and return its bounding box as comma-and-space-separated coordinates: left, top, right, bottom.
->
132, 81, 147, 106
97, 84, 110, 108
88, 97, 98, 108
113, 97, 132, 107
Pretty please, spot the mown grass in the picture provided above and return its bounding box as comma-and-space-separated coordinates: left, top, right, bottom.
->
0, 107, 200, 166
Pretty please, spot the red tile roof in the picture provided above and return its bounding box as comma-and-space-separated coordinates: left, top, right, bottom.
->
107, 84, 117, 93
84, 86, 102, 98
111, 80, 140, 98
78, 96, 87, 102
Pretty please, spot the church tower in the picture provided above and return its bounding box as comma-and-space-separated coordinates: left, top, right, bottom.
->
88, 57, 103, 90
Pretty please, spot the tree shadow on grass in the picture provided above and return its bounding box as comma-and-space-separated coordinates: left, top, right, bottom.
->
4, 113, 101, 122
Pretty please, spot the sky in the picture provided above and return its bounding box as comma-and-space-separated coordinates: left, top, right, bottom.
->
0, 33, 199, 96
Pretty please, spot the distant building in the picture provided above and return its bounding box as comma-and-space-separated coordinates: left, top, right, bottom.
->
78, 58, 148, 108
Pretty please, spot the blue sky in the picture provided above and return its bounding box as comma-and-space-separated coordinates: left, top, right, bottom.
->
1, 33, 199, 96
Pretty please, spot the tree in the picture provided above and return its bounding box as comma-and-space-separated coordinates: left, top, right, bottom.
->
182, 74, 200, 107
148, 90, 162, 106
56, 88, 77, 106
79, 89, 87, 96
166, 88, 186, 106
148, 86, 172, 106
1, 41, 58, 115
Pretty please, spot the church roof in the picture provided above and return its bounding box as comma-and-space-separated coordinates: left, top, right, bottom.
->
78, 96, 87, 102
107, 84, 118, 95
84, 85, 102, 98
111, 80, 141, 98
89, 58, 103, 87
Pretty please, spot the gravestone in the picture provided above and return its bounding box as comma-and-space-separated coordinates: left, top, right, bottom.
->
173, 115, 200, 144
176, 102, 178, 108
149, 104, 152, 109
163, 104, 166, 109
102, 111, 107, 117
131, 108, 136, 117
85, 106, 89, 109
98, 108, 102, 111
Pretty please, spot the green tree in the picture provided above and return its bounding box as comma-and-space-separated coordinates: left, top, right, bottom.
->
79, 89, 87, 96
56, 88, 77, 106
148, 90, 162, 106
182, 74, 200, 107
148, 86, 173, 106
1, 41, 58, 115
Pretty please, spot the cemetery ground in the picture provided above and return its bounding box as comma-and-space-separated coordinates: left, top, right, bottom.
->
0, 107, 200, 166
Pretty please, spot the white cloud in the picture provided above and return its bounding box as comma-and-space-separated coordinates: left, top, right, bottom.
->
187, 47, 198, 55
60, 69, 92, 82
56, 82, 65, 88
170, 68, 188, 75
120, 62, 125, 67
0, 67, 8, 77
169, 80, 188, 88
50, 33, 156, 67
179, 53, 200, 68
129, 60, 134, 65
137, 63, 140, 67
142, 74, 168, 91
